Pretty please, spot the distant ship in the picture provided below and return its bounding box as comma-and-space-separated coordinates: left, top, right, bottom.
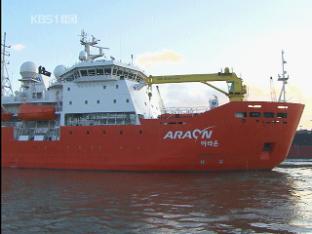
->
1, 32, 304, 171
288, 129, 312, 159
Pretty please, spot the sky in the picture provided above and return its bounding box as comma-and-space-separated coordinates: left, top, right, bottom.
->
2, 0, 312, 129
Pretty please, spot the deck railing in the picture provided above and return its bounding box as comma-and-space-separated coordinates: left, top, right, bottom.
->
162, 106, 210, 114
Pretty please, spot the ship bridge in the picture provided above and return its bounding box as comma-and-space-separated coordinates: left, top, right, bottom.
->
46, 31, 162, 128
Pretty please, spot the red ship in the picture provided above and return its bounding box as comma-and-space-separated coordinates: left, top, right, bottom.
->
1, 32, 305, 171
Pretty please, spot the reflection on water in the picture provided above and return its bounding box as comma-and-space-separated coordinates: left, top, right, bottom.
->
2, 161, 312, 233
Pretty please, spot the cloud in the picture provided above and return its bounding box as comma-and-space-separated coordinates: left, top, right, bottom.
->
136, 49, 183, 68
11, 43, 25, 51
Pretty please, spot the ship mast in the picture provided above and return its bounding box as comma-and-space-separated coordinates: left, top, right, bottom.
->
277, 50, 289, 102
1, 32, 13, 97
79, 30, 109, 61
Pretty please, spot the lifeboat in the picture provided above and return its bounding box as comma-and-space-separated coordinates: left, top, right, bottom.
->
18, 104, 56, 121
1, 111, 13, 121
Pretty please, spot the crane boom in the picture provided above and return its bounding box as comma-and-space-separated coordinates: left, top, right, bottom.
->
146, 67, 247, 101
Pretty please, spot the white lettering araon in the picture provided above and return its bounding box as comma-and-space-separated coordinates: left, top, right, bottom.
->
163, 127, 214, 140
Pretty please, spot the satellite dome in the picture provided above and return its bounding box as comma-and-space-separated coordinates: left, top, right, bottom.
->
20, 61, 37, 79
54, 65, 66, 79
79, 50, 87, 61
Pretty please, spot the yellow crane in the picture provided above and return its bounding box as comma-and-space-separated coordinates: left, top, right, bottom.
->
146, 67, 247, 102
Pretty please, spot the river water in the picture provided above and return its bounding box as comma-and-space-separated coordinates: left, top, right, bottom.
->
2, 160, 312, 233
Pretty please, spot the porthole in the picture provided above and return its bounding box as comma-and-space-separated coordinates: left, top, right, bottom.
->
116, 84, 119, 89
249, 112, 261, 118
277, 112, 288, 118
139, 130, 143, 134
97, 100, 100, 104
263, 112, 275, 118
120, 130, 123, 135
86, 131, 90, 135
126, 99, 129, 103
235, 112, 247, 118
67, 87, 70, 91
103, 85, 106, 89
113, 99, 117, 104
69, 101, 72, 105
85, 100, 88, 104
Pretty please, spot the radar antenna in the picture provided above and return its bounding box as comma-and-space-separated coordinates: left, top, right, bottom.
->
1, 32, 13, 97
79, 30, 109, 61
277, 50, 289, 102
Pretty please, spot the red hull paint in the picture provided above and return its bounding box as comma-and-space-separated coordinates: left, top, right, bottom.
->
1, 101, 304, 171
18, 104, 56, 121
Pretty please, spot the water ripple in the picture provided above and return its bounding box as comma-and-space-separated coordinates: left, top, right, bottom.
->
2, 160, 312, 233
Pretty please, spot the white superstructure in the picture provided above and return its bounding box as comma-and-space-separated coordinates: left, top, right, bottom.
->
2, 31, 162, 127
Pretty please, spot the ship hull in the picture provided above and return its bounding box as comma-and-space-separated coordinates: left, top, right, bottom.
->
1, 102, 304, 171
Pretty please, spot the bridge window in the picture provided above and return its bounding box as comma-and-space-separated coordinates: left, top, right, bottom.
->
88, 69, 96, 76
96, 69, 104, 75
104, 68, 111, 75
80, 70, 87, 76
117, 70, 123, 76
74, 70, 80, 79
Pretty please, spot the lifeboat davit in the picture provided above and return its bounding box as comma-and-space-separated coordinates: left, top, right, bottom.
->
18, 104, 56, 121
